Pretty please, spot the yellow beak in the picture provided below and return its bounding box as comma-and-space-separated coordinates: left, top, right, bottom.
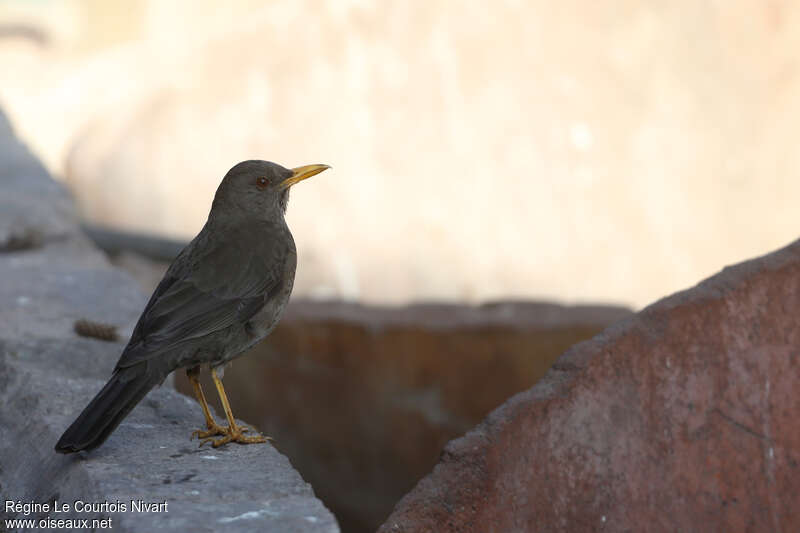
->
282, 164, 331, 189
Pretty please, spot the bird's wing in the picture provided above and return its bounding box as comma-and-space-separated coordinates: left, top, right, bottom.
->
115, 228, 288, 369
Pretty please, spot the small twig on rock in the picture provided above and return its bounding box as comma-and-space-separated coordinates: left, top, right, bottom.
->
74, 319, 119, 342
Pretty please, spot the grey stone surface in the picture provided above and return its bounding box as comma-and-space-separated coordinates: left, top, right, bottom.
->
0, 108, 339, 532
0, 110, 75, 252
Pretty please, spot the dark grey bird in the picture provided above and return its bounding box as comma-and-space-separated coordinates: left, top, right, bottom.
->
55, 160, 329, 453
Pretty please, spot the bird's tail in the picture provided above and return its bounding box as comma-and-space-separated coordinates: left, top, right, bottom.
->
55, 362, 158, 453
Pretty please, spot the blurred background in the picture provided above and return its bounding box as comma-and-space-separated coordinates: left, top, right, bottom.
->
1, 0, 798, 531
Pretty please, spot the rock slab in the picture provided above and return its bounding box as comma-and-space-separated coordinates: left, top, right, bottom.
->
0, 108, 339, 533
379, 239, 800, 532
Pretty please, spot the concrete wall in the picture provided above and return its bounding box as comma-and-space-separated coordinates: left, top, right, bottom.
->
0, 0, 798, 308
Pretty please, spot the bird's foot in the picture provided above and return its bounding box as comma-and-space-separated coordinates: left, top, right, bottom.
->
190, 421, 229, 441
197, 423, 271, 448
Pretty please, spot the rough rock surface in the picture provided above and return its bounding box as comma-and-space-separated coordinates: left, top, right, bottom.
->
0, 108, 338, 533
175, 300, 631, 532
378, 239, 800, 532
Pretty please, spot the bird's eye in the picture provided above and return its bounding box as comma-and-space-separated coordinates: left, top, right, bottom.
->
256, 176, 270, 190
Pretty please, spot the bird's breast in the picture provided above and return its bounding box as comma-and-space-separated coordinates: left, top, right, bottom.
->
245, 258, 295, 342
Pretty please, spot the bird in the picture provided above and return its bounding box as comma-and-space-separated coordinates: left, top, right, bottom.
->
55, 160, 329, 453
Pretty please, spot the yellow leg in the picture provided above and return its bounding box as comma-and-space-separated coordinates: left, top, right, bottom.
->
198, 366, 270, 448
187, 367, 228, 440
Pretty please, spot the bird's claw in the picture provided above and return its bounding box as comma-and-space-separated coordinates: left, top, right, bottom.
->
191, 422, 228, 441
192, 423, 271, 448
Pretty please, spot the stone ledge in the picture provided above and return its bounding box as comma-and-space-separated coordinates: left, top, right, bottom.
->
0, 108, 339, 532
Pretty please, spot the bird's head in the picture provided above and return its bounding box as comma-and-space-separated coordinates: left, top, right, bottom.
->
210, 160, 329, 220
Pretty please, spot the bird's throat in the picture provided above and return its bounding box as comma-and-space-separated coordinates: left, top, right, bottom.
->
279, 188, 290, 214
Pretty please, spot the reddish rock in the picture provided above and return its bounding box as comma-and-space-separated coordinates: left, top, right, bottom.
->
379, 240, 800, 532
174, 300, 630, 532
